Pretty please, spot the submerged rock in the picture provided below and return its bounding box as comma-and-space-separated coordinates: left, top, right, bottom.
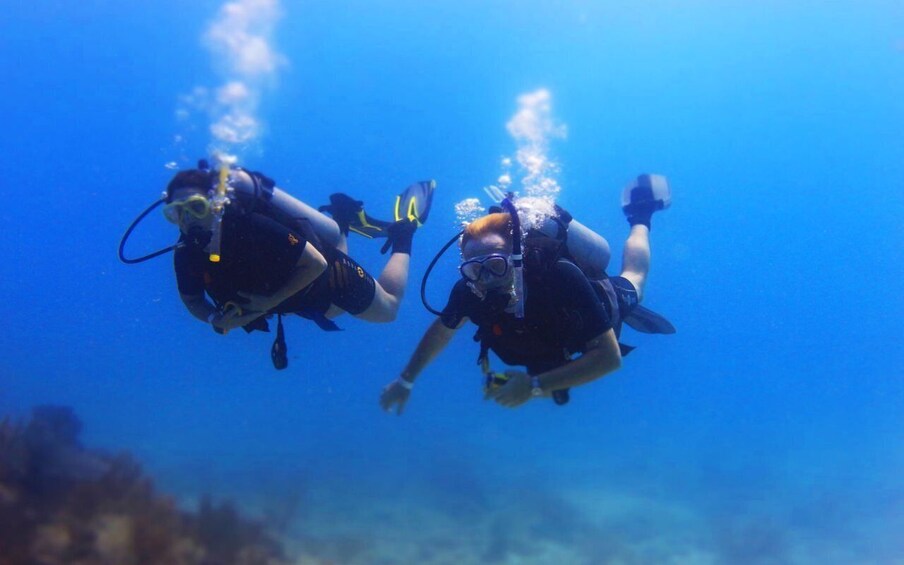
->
0, 405, 291, 565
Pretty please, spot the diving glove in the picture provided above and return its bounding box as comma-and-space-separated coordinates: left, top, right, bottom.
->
380, 218, 417, 255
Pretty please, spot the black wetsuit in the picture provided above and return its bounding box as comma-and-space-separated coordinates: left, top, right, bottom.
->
440, 259, 618, 375
174, 212, 376, 321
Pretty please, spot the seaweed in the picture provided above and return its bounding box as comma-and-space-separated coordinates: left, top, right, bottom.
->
0, 405, 291, 565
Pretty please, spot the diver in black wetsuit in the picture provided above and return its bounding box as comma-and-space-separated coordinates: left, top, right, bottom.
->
165, 166, 434, 336
380, 175, 673, 413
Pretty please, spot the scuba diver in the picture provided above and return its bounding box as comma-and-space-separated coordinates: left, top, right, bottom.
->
380, 174, 675, 413
119, 160, 435, 369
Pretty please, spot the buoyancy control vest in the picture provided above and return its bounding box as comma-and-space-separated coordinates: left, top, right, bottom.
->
520, 205, 632, 340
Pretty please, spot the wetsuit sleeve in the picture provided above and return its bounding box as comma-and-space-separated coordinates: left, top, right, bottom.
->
552, 260, 612, 349
439, 280, 472, 329
173, 246, 205, 296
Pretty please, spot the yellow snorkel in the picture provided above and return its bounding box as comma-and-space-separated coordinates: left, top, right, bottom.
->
208, 164, 231, 262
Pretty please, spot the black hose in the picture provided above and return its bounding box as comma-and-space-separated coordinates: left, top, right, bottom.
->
118, 198, 182, 264
420, 231, 463, 316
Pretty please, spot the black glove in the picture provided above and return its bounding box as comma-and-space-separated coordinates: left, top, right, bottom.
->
381, 219, 417, 255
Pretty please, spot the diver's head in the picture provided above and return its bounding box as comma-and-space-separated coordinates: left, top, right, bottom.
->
163, 170, 214, 236
460, 212, 514, 292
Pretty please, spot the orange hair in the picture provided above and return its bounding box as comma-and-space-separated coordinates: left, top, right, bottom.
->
461, 212, 513, 249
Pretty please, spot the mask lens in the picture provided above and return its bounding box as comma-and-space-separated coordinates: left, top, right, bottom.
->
163, 195, 210, 224
163, 203, 182, 224
460, 254, 509, 282
460, 261, 482, 282
484, 256, 509, 277
183, 195, 210, 219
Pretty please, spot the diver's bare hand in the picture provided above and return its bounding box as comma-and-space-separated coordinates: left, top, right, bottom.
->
490, 370, 532, 408
380, 378, 413, 415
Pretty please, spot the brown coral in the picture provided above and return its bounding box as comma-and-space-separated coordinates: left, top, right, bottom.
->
0, 405, 290, 565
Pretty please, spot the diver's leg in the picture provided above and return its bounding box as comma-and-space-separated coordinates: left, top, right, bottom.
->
320, 248, 409, 323
336, 232, 348, 254
619, 173, 671, 302
353, 218, 418, 321
619, 224, 651, 303
323, 220, 416, 323
354, 253, 409, 322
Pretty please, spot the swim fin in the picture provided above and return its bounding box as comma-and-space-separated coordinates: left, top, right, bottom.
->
621, 174, 670, 228
319, 193, 391, 239
349, 210, 391, 238
623, 305, 676, 334
394, 180, 436, 225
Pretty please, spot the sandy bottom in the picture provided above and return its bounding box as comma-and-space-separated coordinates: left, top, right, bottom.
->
159, 466, 902, 565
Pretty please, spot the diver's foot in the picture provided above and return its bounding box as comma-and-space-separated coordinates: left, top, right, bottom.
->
621, 174, 670, 229
380, 218, 417, 255
319, 193, 390, 238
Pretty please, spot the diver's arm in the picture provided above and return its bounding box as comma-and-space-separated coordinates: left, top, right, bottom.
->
180, 292, 218, 323
380, 317, 464, 415
238, 244, 328, 313
536, 329, 621, 391
268, 244, 328, 308
400, 317, 464, 383
180, 290, 262, 333
491, 329, 621, 408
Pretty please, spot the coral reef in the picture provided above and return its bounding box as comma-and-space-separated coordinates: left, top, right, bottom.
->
0, 405, 289, 565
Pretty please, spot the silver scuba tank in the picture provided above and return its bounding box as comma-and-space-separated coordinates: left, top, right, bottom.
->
534, 215, 611, 279
227, 169, 342, 249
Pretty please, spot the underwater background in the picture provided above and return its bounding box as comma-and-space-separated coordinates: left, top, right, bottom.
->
2, 1, 903, 563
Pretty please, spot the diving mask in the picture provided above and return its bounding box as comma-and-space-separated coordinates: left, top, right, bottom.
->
163, 194, 211, 224
460, 253, 510, 283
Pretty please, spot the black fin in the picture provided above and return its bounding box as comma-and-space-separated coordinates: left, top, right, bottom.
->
623, 305, 676, 334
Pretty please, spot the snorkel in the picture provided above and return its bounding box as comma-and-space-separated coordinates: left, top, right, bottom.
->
207, 163, 231, 263
499, 194, 525, 319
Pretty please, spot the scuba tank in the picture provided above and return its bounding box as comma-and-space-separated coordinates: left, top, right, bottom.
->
222, 168, 342, 251
534, 216, 611, 280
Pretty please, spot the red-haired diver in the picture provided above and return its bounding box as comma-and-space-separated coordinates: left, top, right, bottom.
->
380, 174, 674, 413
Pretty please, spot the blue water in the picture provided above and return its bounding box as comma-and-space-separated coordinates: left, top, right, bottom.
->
2, 1, 903, 562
